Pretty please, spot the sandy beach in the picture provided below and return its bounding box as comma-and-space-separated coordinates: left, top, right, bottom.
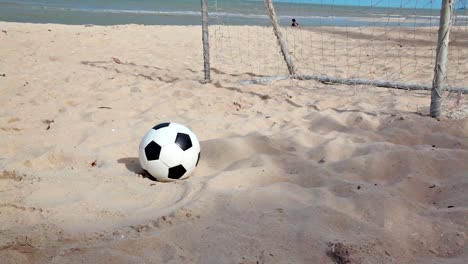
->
0, 22, 467, 263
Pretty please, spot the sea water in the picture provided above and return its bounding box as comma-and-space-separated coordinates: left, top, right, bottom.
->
0, 0, 466, 27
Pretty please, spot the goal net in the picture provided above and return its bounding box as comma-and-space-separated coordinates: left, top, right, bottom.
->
207, 0, 467, 90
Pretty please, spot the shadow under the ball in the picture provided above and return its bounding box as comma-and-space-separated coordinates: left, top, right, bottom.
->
118, 157, 157, 181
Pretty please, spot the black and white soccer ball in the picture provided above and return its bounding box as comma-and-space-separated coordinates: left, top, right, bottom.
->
139, 122, 200, 182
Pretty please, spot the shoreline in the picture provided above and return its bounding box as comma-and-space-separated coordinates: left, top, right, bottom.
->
2, 1, 466, 27
0, 17, 464, 27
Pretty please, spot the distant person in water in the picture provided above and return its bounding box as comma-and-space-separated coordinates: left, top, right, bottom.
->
291, 18, 299, 27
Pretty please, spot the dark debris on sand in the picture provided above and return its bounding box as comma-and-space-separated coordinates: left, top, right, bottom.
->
42, 119, 54, 130
327, 242, 354, 264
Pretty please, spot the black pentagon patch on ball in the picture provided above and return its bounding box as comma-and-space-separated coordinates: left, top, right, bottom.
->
152, 122, 170, 131
196, 152, 200, 166
168, 165, 187, 179
145, 141, 162, 161
175, 133, 192, 151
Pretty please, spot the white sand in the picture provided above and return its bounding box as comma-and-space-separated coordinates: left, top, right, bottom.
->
0, 22, 467, 263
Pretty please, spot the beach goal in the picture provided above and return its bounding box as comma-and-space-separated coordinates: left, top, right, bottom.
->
201, 0, 467, 117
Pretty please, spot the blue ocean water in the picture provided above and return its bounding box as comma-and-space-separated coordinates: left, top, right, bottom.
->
274, 0, 443, 9
0, 0, 466, 26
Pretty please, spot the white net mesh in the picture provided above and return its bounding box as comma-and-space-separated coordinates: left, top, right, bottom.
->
208, 0, 467, 90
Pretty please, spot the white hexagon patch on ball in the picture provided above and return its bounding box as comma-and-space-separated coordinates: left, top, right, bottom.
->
139, 122, 200, 182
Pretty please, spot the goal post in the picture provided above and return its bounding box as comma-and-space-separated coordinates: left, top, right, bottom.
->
201, 0, 211, 83
430, 0, 454, 118
264, 0, 297, 77
202, 0, 467, 117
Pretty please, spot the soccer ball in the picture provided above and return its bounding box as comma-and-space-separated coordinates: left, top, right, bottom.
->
139, 122, 200, 182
